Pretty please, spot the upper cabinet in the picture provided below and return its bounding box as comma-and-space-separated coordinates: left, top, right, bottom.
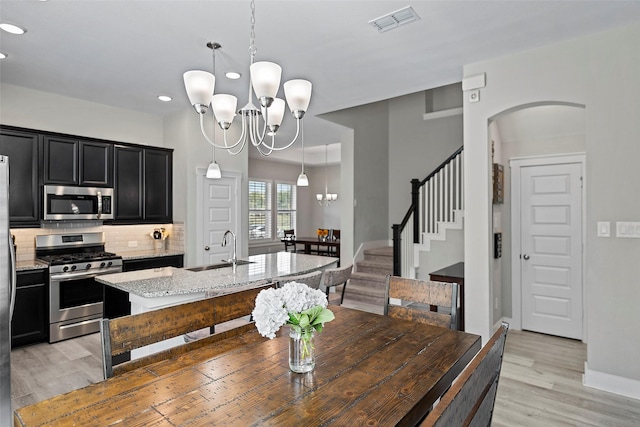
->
43, 136, 112, 187
1, 125, 172, 225
113, 145, 172, 224
0, 127, 40, 227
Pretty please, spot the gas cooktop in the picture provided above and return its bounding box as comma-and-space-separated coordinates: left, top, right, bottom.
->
37, 251, 120, 266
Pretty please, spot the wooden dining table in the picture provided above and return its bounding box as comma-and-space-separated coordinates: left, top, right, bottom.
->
284, 236, 340, 258
14, 306, 481, 427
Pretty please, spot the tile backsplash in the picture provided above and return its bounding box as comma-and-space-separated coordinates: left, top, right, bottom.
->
11, 222, 185, 262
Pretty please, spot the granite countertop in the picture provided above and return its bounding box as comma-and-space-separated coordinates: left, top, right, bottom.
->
96, 252, 337, 298
119, 250, 185, 261
16, 259, 48, 272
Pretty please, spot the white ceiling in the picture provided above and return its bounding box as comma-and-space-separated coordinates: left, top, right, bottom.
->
1, 1, 639, 163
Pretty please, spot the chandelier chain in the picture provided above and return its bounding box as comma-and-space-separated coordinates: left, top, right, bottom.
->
249, 0, 257, 58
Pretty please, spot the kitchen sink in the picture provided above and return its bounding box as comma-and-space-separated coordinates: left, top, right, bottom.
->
186, 259, 254, 272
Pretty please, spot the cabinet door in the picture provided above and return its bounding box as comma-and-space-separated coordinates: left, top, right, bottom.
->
80, 141, 113, 187
43, 136, 78, 185
0, 128, 40, 226
114, 145, 144, 221
144, 148, 172, 223
11, 270, 48, 348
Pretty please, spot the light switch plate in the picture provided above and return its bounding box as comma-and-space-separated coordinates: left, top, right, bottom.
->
616, 221, 640, 238
597, 221, 610, 237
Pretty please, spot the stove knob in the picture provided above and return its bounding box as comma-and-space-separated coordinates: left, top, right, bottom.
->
63, 266, 69, 272
107, 261, 113, 267
86, 263, 92, 270
70, 265, 77, 271
100, 262, 106, 268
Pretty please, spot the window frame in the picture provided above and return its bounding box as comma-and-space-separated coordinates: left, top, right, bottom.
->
249, 178, 297, 243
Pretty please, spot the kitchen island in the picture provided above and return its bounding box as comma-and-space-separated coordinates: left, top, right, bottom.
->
97, 252, 338, 359
98, 252, 337, 311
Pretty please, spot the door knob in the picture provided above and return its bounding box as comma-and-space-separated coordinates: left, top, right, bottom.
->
523, 254, 530, 260
204, 246, 210, 251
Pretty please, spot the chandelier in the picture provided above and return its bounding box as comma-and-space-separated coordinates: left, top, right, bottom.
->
317, 145, 338, 206
183, 0, 312, 157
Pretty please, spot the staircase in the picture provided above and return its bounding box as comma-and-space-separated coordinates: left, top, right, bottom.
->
341, 246, 393, 315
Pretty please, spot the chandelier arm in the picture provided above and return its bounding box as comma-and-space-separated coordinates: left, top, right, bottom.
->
258, 117, 302, 151
199, 114, 243, 151
224, 129, 247, 156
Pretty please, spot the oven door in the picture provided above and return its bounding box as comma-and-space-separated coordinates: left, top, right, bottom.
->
49, 266, 121, 342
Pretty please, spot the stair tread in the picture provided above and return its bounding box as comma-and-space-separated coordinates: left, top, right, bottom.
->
350, 271, 388, 281
363, 246, 394, 257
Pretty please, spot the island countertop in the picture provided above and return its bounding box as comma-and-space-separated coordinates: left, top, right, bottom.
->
96, 252, 337, 299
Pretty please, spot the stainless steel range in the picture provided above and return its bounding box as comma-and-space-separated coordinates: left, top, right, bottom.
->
35, 232, 122, 343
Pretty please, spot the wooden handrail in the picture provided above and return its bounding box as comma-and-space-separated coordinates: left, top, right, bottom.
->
419, 146, 463, 187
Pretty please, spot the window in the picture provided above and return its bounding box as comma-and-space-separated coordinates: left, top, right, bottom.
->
249, 179, 296, 241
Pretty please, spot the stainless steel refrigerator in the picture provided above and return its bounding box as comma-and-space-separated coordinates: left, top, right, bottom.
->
0, 155, 17, 426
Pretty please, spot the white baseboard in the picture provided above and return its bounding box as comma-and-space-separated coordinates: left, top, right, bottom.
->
583, 362, 640, 400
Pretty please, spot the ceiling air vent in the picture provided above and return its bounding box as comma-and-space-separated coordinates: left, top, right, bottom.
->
368, 6, 420, 33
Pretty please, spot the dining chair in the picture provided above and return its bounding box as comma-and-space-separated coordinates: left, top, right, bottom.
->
420, 322, 509, 426
100, 282, 273, 379
384, 276, 459, 330
275, 269, 324, 290
283, 229, 298, 253
321, 264, 352, 304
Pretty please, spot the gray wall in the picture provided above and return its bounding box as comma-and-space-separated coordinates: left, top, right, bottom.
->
464, 21, 640, 395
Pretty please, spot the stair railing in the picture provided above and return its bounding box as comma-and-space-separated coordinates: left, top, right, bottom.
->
392, 146, 464, 276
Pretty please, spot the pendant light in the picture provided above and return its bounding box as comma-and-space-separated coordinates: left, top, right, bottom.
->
316, 144, 338, 205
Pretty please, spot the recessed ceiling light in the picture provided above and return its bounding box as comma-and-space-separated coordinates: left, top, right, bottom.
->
158, 95, 172, 102
0, 53, 6, 59
225, 71, 241, 80
0, 23, 26, 35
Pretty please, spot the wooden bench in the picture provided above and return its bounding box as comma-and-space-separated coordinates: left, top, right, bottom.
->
421, 322, 509, 426
100, 282, 273, 378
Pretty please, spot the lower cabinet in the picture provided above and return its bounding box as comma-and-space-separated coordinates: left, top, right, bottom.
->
12, 269, 49, 348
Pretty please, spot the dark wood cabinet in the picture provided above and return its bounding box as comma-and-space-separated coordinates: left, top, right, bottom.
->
80, 141, 113, 186
43, 135, 78, 185
114, 145, 144, 221
114, 146, 172, 223
144, 148, 172, 223
12, 269, 49, 348
44, 136, 112, 186
123, 254, 184, 272
0, 127, 41, 227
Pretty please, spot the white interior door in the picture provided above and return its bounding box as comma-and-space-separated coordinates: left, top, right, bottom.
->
196, 170, 241, 266
519, 161, 583, 339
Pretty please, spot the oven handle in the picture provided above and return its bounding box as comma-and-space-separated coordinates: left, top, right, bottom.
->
50, 267, 122, 281
59, 317, 102, 330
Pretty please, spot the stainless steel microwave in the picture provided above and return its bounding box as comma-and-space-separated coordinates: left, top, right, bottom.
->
43, 185, 114, 221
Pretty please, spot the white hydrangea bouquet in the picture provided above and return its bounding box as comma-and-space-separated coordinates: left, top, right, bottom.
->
252, 281, 335, 343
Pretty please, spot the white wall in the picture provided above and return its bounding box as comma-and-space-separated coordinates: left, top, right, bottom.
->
388, 91, 463, 228
0, 83, 163, 145
464, 22, 640, 397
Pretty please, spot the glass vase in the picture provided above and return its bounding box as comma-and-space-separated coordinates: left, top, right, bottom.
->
289, 326, 315, 373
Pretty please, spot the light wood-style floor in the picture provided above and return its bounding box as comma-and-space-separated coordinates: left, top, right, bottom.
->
493, 329, 640, 427
11, 322, 640, 425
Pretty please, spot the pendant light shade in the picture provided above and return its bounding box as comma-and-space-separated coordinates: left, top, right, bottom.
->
183, 70, 215, 114
297, 172, 309, 187
284, 79, 312, 117
250, 61, 282, 100
211, 94, 238, 129
206, 161, 222, 179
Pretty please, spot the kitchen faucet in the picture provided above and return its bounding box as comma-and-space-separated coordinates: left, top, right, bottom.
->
221, 230, 237, 267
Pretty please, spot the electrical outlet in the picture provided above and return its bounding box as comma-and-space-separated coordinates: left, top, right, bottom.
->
128, 241, 138, 247
494, 297, 499, 310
